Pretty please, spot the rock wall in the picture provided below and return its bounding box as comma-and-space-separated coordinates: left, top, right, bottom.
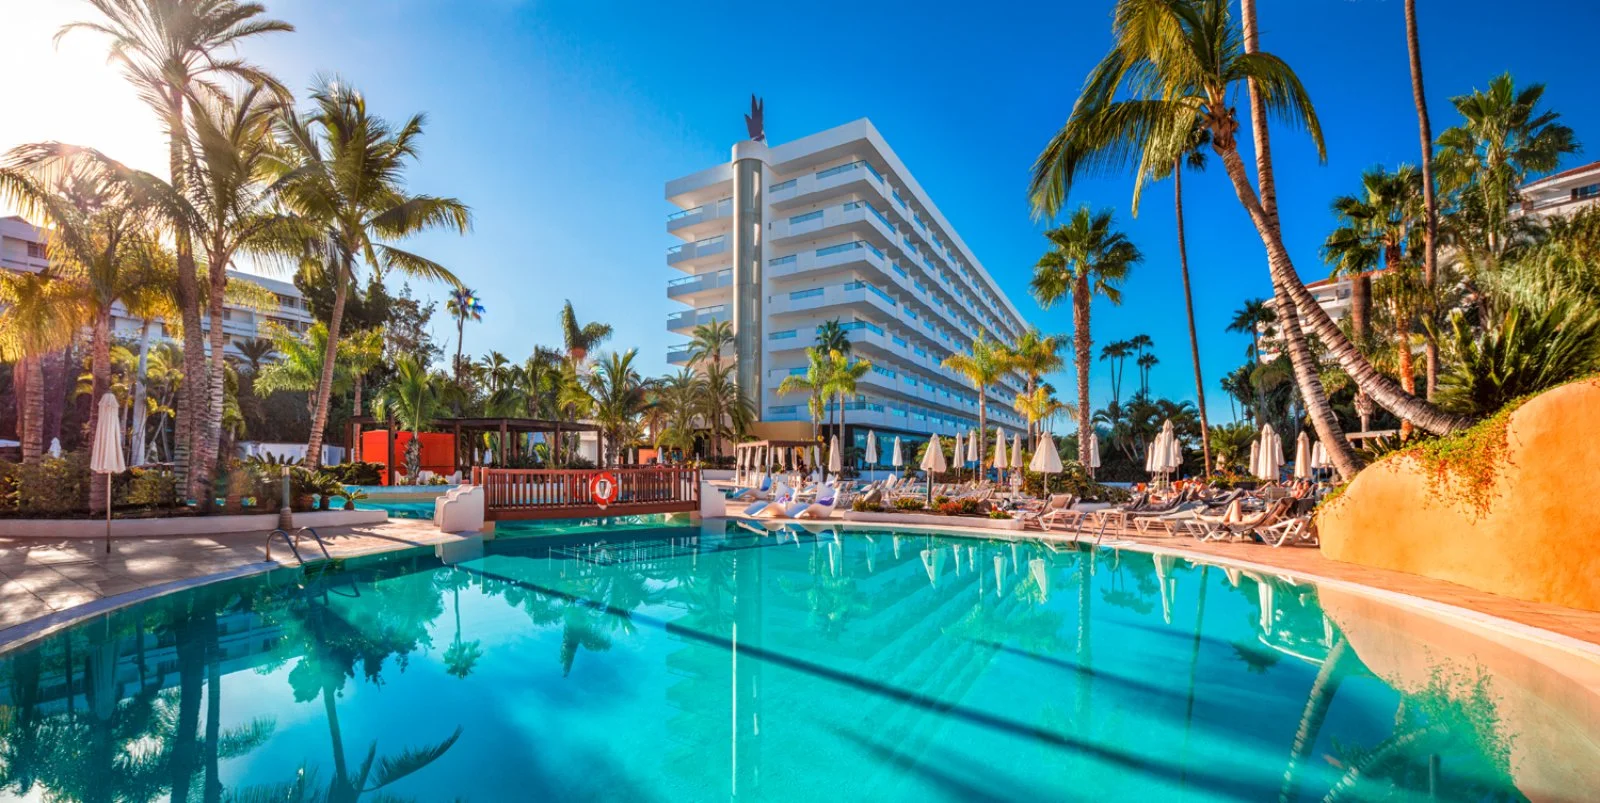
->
1318, 380, 1600, 612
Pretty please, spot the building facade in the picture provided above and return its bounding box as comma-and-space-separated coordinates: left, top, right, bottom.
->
1, 214, 313, 358
1513, 160, 1600, 221
664, 119, 1030, 460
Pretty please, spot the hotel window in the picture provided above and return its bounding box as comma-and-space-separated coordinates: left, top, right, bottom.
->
1574, 184, 1600, 201
26, 242, 46, 258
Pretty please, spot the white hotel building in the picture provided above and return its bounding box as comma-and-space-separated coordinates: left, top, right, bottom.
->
1, 215, 313, 358
664, 119, 1030, 460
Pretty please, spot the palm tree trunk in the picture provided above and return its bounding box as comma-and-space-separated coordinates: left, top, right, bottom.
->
1350, 274, 1371, 344
454, 318, 465, 382
1236, 0, 1364, 481
1073, 279, 1092, 455
130, 321, 152, 467
1405, 0, 1441, 400
351, 373, 364, 462
166, 88, 205, 499
1397, 314, 1416, 439
88, 311, 113, 513
305, 259, 350, 470
195, 264, 231, 512
1279, 640, 1350, 803
1224, 7, 1468, 438
21, 355, 43, 464
1174, 166, 1212, 477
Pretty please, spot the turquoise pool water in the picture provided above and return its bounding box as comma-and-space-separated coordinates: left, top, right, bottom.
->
0, 520, 1591, 801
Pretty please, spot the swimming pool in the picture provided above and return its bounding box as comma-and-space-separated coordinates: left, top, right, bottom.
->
0, 520, 1594, 800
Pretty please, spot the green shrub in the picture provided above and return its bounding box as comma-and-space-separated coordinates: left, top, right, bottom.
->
893, 497, 924, 512
988, 509, 1012, 520
15, 453, 88, 515
1435, 303, 1600, 415
323, 461, 385, 486
850, 498, 882, 513
124, 468, 178, 509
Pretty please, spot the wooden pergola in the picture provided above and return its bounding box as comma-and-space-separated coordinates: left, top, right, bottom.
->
348, 415, 600, 481
732, 439, 822, 486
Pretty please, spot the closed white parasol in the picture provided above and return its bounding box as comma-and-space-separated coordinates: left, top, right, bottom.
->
920, 434, 948, 504
90, 393, 126, 554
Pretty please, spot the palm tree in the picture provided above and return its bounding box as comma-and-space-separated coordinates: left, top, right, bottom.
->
342, 329, 383, 461
585, 350, 648, 466
814, 318, 851, 355
687, 318, 733, 374
267, 78, 470, 469
559, 299, 612, 364
1002, 328, 1063, 448
1404, 0, 1441, 399
823, 349, 871, 454
60, 0, 292, 493
1373, 265, 1429, 438
1098, 340, 1131, 407
941, 335, 1008, 468
1323, 166, 1424, 344
1028, 0, 1468, 454
1228, 299, 1276, 363
1030, 206, 1140, 452
235, 338, 276, 374
1012, 386, 1067, 447
1136, 352, 1159, 397
0, 272, 80, 463
777, 346, 832, 439
1138, 121, 1215, 476
371, 356, 439, 483
1436, 73, 1578, 263
700, 361, 753, 462
446, 287, 485, 381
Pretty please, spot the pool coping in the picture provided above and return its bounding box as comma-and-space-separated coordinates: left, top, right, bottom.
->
4, 514, 1598, 669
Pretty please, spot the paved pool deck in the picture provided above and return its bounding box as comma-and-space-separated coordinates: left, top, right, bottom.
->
2, 513, 1599, 658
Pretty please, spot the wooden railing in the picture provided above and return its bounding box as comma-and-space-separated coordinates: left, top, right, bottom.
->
471, 466, 701, 521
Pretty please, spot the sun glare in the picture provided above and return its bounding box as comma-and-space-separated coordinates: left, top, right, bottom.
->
0, 1, 169, 216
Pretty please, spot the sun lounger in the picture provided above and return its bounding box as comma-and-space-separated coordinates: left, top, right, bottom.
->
1258, 514, 1317, 547
1187, 498, 1295, 542
787, 483, 839, 519
730, 474, 773, 501
745, 482, 793, 517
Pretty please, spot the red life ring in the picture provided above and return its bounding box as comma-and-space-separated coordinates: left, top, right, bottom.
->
589, 472, 620, 508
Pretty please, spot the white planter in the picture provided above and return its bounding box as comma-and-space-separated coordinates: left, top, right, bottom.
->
0, 509, 387, 539
841, 510, 1026, 531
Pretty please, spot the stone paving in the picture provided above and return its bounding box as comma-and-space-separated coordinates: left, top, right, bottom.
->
2, 512, 1599, 655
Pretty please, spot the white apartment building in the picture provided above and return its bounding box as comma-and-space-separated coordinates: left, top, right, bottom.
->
1, 215, 313, 358
664, 119, 1030, 461
1513, 159, 1600, 220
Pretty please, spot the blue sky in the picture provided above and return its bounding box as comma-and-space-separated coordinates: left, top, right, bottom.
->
7, 0, 1599, 422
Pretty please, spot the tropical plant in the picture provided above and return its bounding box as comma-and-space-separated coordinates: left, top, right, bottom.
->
941, 334, 1009, 468
1030, 205, 1140, 452
687, 318, 733, 374
777, 346, 832, 439
823, 349, 871, 453
1434, 303, 1600, 416
1098, 339, 1132, 407
1135, 352, 1159, 397
1028, 0, 1467, 474
371, 355, 440, 483
267, 78, 470, 469
1002, 328, 1063, 448
814, 318, 851, 355
559, 299, 612, 363
1013, 386, 1067, 443
585, 349, 649, 466
446, 287, 485, 381
699, 361, 751, 461
1323, 165, 1425, 346
0, 271, 81, 463
1404, 0, 1443, 398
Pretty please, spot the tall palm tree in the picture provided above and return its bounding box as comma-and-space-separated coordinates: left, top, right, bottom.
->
1012, 386, 1067, 447
941, 335, 1009, 468
823, 349, 871, 454
1028, 0, 1467, 456
1098, 339, 1131, 407
1030, 206, 1140, 451
1436, 73, 1578, 263
60, 0, 292, 494
0, 272, 80, 463
700, 361, 753, 462
1323, 166, 1424, 346
446, 287, 485, 381
255, 323, 351, 416
1227, 299, 1276, 363
235, 337, 276, 374
559, 299, 612, 364
1404, 0, 1442, 399
687, 318, 733, 374
1138, 121, 1215, 476
1136, 352, 1159, 397
341, 328, 383, 461
777, 346, 832, 439
371, 355, 439, 483
1002, 328, 1063, 448
267, 79, 470, 469
814, 318, 851, 355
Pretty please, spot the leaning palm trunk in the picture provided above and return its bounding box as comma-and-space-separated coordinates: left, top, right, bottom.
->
1279, 640, 1350, 802
1229, 2, 1468, 441
129, 321, 152, 467
1073, 280, 1092, 457
304, 262, 350, 470
1236, 0, 1363, 480
1174, 165, 1212, 477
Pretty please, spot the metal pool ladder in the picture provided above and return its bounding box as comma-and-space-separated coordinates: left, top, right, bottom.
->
266, 527, 333, 564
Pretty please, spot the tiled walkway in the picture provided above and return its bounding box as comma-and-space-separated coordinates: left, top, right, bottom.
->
3, 513, 1600, 655
0, 518, 462, 640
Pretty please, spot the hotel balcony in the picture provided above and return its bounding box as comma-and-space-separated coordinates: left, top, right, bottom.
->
666, 303, 729, 333
667, 234, 728, 270
767, 160, 888, 211
667, 196, 732, 240
769, 199, 898, 247
666, 267, 732, 306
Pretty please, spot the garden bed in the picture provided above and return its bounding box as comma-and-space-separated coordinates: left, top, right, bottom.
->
0, 508, 387, 539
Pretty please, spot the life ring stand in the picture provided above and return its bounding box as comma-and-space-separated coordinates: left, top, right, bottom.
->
590, 472, 620, 508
